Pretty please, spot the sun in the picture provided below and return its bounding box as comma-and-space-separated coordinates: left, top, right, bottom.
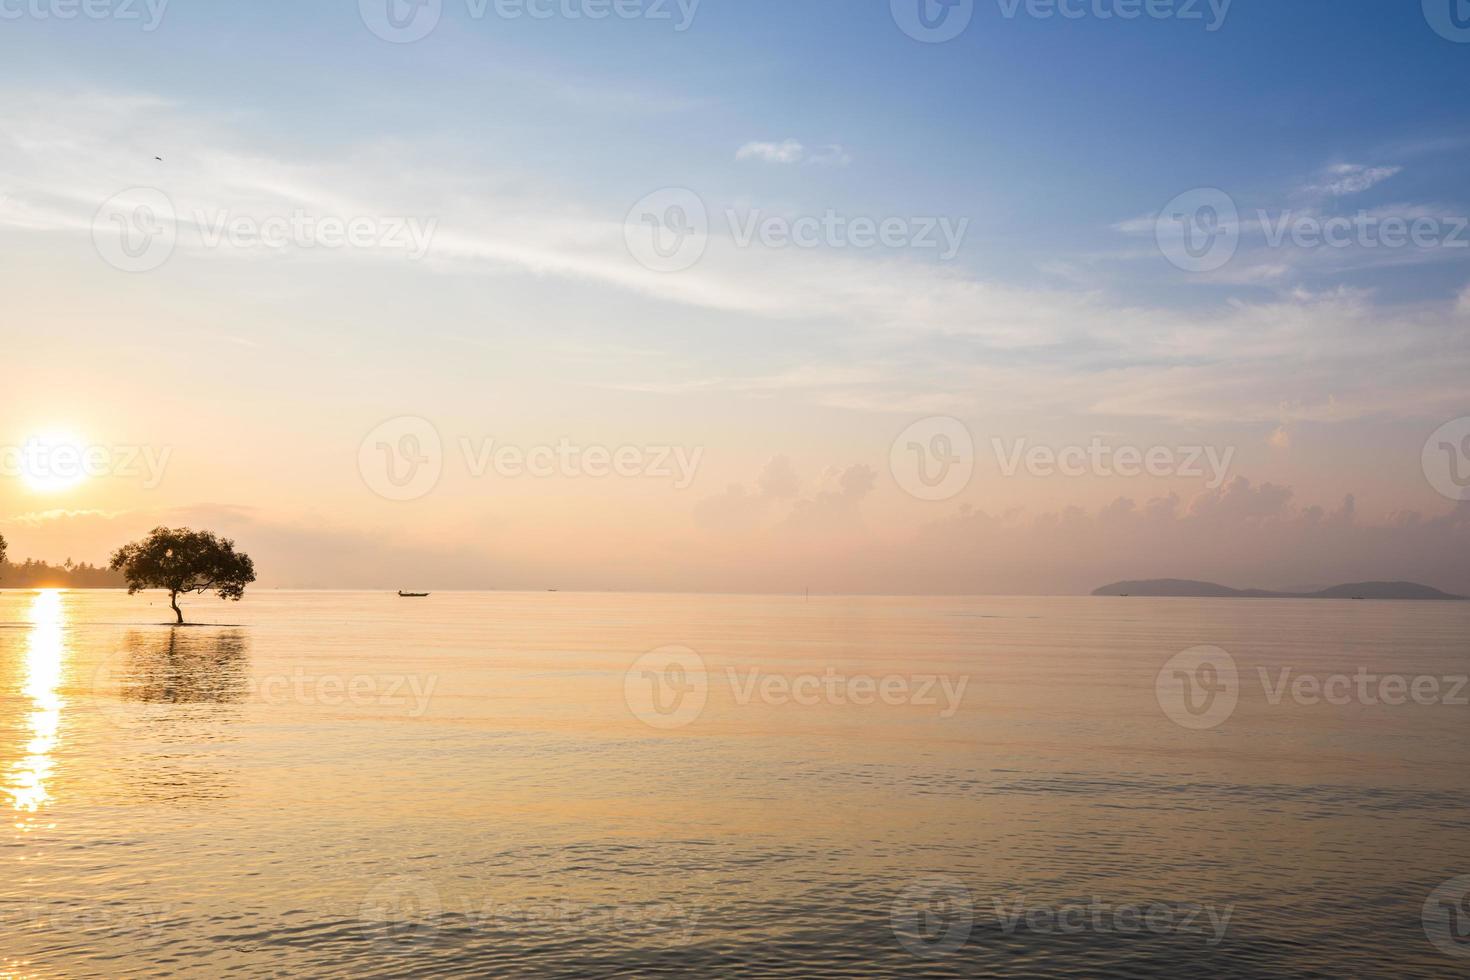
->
17, 432, 90, 494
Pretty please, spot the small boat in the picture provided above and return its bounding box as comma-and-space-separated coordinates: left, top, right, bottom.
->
397, 591, 430, 598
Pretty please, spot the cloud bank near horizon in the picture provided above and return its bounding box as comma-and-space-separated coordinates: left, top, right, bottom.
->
6, 473, 1467, 596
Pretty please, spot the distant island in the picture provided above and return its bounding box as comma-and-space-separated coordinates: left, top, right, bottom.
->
1093, 579, 1467, 600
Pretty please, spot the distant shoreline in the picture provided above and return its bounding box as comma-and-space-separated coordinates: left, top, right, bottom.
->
1093, 579, 1468, 600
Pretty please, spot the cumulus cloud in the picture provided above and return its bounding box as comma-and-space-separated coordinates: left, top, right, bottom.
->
778, 464, 876, 535
695, 459, 878, 536
693, 456, 800, 531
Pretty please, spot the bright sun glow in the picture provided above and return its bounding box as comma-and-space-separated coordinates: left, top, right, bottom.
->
17, 432, 89, 493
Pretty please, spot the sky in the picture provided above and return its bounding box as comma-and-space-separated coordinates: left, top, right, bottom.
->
2, 0, 1469, 594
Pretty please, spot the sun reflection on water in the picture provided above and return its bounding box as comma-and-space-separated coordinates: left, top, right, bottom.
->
4, 590, 66, 817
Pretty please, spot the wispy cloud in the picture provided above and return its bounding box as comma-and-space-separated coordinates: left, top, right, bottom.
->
736, 140, 851, 167
4, 92, 1466, 430
1304, 163, 1402, 198
736, 139, 807, 164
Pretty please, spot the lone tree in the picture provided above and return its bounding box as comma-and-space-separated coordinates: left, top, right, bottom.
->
0, 532, 6, 580
110, 527, 256, 625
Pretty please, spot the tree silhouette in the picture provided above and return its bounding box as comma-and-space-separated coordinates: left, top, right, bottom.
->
0, 533, 6, 582
110, 527, 256, 625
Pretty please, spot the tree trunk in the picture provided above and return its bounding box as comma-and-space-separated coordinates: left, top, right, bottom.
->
170, 591, 183, 625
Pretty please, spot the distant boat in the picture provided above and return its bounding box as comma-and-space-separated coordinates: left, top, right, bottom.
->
397, 591, 430, 598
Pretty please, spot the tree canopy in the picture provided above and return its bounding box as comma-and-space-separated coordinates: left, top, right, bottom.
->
110, 527, 256, 624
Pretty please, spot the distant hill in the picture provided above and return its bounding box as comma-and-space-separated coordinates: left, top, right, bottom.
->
1093, 579, 1467, 600
0, 559, 126, 589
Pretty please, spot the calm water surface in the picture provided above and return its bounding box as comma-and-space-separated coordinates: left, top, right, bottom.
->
1, 590, 1468, 977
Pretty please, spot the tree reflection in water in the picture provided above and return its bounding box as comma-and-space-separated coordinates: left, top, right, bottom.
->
101, 628, 253, 805
115, 629, 251, 707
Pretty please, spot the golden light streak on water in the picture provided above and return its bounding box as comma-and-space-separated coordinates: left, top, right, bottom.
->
4, 590, 66, 817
